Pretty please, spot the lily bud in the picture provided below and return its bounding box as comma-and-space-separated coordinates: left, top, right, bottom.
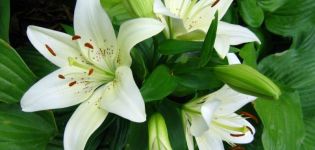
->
148, 113, 172, 150
124, 0, 155, 17
213, 64, 281, 100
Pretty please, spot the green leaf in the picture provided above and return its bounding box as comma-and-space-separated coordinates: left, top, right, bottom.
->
257, 0, 287, 12
0, 104, 57, 149
254, 91, 305, 150
238, 0, 264, 27
258, 28, 315, 148
158, 40, 202, 55
61, 24, 74, 35
239, 43, 258, 68
18, 47, 57, 78
0, 39, 36, 103
131, 48, 148, 81
141, 65, 178, 102
0, 0, 10, 42
199, 11, 218, 67
174, 68, 223, 90
263, 0, 315, 36
125, 122, 148, 150
159, 100, 188, 150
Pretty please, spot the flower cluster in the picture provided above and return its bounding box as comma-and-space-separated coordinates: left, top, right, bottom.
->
20, 0, 281, 150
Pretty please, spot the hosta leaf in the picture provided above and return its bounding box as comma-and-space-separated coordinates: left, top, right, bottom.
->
263, 0, 315, 36
0, 39, 36, 103
238, 0, 264, 28
254, 91, 305, 150
0, 104, 57, 149
257, 0, 287, 12
258, 27, 315, 149
18, 47, 57, 78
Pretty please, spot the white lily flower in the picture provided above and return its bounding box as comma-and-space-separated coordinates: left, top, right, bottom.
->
153, 0, 260, 58
20, 0, 165, 149
181, 53, 257, 150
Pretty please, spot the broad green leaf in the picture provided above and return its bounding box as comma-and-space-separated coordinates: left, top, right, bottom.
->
18, 47, 57, 78
0, 39, 36, 103
159, 100, 188, 150
0, 0, 10, 42
258, 28, 315, 148
158, 40, 202, 55
141, 65, 178, 102
257, 0, 287, 12
0, 104, 57, 149
199, 12, 218, 67
263, 0, 315, 36
238, 0, 264, 28
254, 91, 305, 150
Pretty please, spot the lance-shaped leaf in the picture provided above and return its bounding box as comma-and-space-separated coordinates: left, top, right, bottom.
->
199, 11, 218, 67
141, 65, 177, 102
158, 40, 202, 55
213, 64, 281, 99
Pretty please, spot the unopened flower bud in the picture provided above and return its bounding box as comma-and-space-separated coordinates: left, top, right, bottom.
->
213, 64, 281, 99
148, 113, 172, 150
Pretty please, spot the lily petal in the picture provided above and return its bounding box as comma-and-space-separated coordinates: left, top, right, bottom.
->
117, 18, 165, 66
182, 112, 195, 150
217, 21, 260, 45
212, 0, 233, 19
226, 53, 241, 64
64, 87, 108, 150
201, 99, 221, 127
100, 66, 146, 122
212, 113, 255, 144
21, 67, 104, 112
154, 0, 179, 18
190, 114, 209, 136
164, 0, 189, 16
26, 25, 84, 67
195, 132, 224, 150
214, 35, 230, 59
206, 85, 256, 115
74, 0, 117, 71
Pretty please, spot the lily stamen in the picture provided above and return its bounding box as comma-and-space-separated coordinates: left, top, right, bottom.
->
230, 133, 245, 137
58, 74, 65, 79
45, 44, 56, 56
240, 111, 259, 123
84, 42, 94, 49
72, 35, 81, 40
68, 81, 77, 87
